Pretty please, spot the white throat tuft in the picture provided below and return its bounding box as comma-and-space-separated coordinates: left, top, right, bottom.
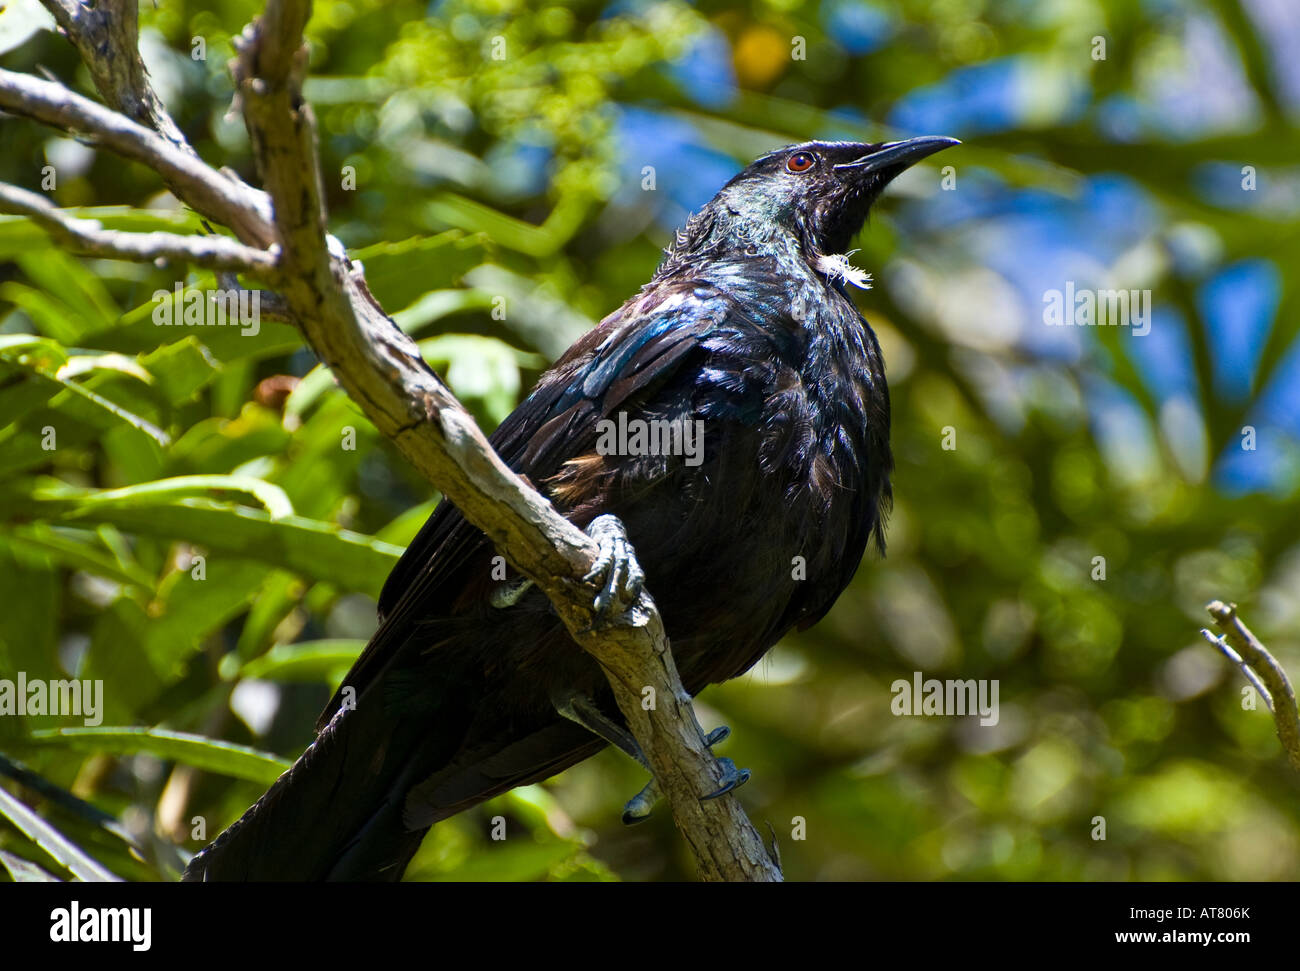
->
815, 250, 872, 289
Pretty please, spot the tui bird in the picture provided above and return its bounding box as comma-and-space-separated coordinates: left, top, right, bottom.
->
183, 135, 959, 881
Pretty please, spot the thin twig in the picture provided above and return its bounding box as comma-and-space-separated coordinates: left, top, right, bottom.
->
1206, 600, 1300, 772
215, 271, 293, 321
0, 183, 278, 274
1201, 629, 1274, 711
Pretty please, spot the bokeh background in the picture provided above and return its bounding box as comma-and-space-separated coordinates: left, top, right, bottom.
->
1, 0, 1298, 881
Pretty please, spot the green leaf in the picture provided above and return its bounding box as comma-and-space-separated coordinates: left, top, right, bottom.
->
421, 333, 540, 425
168, 405, 293, 475
80, 600, 163, 726
140, 561, 270, 685
11, 493, 401, 597
28, 728, 291, 786
462, 264, 594, 360
0, 849, 62, 882
107, 286, 302, 362
0, 333, 69, 369
0, 538, 62, 695
282, 365, 338, 422
415, 837, 581, 883
101, 422, 167, 485
349, 231, 485, 311
16, 250, 119, 336
57, 352, 152, 384
138, 338, 222, 404
232, 639, 366, 684
0, 283, 85, 343
376, 496, 438, 547
67, 560, 269, 726
0, 335, 170, 446
76, 206, 206, 234
0, 785, 120, 882
0, 370, 59, 430
391, 288, 495, 336
53, 380, 170, 445
232, 571, 303, 662
271, 393, 375, 520
36, 474, 295, 520
2, 523, 154, 590
423, 195, 560, 257
0, 208, 202, 261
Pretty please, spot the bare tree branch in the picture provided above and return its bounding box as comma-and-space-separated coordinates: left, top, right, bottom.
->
1204, 600, 1300, 772
0, 68, 274, 247
39, 0, 191, 152
4, 0, 783, 881
216, 271, 294, 322
0, 183, 279, 273
228, 0, 780, 881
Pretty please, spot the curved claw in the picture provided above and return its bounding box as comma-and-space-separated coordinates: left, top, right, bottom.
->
700, 757, 751, 801
583, 514, 646, 620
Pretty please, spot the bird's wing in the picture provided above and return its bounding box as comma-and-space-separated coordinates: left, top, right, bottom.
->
318, 282, 736, 726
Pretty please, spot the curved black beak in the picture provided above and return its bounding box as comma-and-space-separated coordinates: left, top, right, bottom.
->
834, 135, 961, 174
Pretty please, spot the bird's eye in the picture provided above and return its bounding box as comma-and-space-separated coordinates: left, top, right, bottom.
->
786, 152, 816, 173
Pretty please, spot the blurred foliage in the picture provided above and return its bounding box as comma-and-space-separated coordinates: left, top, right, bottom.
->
1, 0, 1299, 881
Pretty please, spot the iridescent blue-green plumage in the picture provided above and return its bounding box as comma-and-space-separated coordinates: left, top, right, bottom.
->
183, 136, 958, 882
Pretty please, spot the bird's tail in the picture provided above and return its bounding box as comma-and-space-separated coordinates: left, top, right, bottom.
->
181, 672, 462, 881
181, 654, 603, 882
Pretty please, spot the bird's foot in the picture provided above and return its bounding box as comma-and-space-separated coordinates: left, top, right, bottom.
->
582, 514, 646, 624
700, 757, 751, 801
489, 576, 534, 608
698, 724, 748, 800
621, 725, 742, 823
621, 778, 658, 824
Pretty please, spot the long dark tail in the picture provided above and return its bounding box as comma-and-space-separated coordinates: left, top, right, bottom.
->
181, 657, 604, 882
181, 673, 458, 881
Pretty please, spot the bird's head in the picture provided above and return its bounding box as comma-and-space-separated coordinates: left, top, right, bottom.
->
710, 136, 960, 257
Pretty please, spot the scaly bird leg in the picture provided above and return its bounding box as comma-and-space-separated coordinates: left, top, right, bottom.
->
551, 688, 660, 823
556, 693, 739, 824
554, 691, 648, 768
560, 513, 751, 820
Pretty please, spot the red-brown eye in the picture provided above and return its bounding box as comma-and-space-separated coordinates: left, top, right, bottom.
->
787, 152, 816, 173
